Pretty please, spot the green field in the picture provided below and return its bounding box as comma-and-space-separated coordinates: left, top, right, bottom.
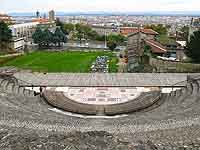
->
0, 51, 118, 73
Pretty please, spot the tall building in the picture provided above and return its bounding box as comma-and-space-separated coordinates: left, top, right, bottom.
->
36, 11, 40, 18
49, 10, 55, 22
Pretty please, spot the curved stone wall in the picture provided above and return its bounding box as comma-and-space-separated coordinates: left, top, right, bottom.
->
43, 89, 161, 115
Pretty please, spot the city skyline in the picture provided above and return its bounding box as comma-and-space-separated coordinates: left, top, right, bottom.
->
1, 0, 200, 13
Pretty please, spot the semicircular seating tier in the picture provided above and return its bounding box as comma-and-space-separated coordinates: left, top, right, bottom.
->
1, 75, 200, 149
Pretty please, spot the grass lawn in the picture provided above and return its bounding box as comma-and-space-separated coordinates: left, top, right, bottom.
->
0, 56, 19, 65
0, 51, 118, 73
109, 57, 119, 73
157, 34, 177, 45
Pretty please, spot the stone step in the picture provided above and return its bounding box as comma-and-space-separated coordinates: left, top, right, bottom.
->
6, 82, 15, 93
1, 80, 9, 91
186, 82, 193, 95
23, 89, 31, 96
13, 84, 20, 94
192, 81, 199, 95
175, 89, 182, 97
18, 86, 25, 95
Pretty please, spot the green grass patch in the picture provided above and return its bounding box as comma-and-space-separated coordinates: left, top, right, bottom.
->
0, 51, 118, 73
0, 56, 19, 65
157, 34, 177, 45
109, 57, 119, 73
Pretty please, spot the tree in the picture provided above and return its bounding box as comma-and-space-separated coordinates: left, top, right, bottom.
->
75, 24, 84, 43
43, 29, 53, 47
74, 23, 100, 43
0, 21, 12, 51
63, 23, 74, 35
32, 27, 43, 48
53, 28, 67, 47
107, 41, 117, 51
179, 26, 189, 41
32, 27, 67, 48
144, 24, 168, 35
55, 18, 65, 33
107, 34, 126, 45
106, 34, 126, 50
144, 45, 152, 56
186, 30, 200, 63
81, 25, 93, 41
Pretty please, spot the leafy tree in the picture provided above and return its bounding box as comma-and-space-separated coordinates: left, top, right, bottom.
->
32, 27, 44, 48
0, 21, 12, 50
180, 26, 189, 41
144, 45, 152, 56
53, 28, 67, 47
107, 41, 117, 51
32, 27, 67, 48
106, 34, 126, 50
107, 34, 126, 45
42, 29, 52, 47
74, 24, 100, 43
144, 24, 168, 35
88, 30, 98, 39
82, 25, 93, 41
95, 35, 106, 41
186, 30, 200, 63
55, 18, 65, 33
63, 23, 74, 35
75, 24, 84, 44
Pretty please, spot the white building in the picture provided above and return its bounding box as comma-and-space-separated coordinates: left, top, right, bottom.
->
9, 22, 39, 40
91, 25, 119, 36
10, 38, 25, 51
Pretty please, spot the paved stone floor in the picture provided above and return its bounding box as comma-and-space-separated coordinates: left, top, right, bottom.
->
50, 87, 153, 105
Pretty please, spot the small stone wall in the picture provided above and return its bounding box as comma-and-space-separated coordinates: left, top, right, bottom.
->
149, 57, 200, 73
43, 89, 161, 115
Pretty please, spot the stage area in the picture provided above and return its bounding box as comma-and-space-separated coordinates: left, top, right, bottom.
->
46, 87, 159, 105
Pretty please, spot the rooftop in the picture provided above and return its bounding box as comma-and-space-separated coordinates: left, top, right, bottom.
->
122, 27, 158, 36
145, 39, 167, 54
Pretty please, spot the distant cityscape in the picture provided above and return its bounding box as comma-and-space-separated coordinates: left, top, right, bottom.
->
7, 12, 197, 37
2, 1, 200, 149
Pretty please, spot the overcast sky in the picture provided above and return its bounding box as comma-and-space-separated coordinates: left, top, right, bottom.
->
0, 0, 199, 13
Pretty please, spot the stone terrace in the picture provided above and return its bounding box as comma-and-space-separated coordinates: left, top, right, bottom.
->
1, 74, 200, 149
14, 73, 200, 87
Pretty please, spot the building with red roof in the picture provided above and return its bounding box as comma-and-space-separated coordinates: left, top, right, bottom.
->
120, 27, 158, 36
32, 18, 49, 24
0, 14, 14, 24
144, 39, 167, 54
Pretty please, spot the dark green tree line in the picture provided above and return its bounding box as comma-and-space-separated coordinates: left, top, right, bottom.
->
32, 27, 67, 48
186, 30, 200, 63
0, 21, 12, 51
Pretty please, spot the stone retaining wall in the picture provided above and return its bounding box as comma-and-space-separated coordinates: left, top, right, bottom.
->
43, 90, 161, 115
149, 57, 200, 73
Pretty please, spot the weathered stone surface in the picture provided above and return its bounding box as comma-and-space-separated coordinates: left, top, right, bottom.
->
0, 76, 200, 149
14, 73, 198, 87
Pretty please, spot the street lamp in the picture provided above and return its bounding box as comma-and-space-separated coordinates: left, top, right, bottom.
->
104, 29, 107, 49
